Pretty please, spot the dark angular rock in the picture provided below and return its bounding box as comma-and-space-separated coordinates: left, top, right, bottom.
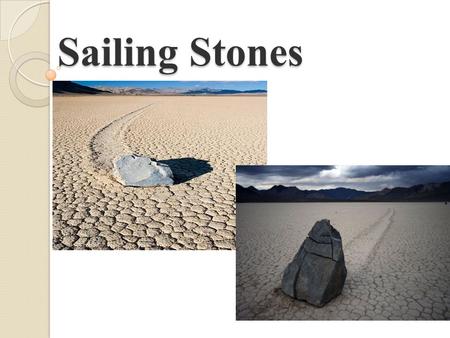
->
281, 219, 347, 307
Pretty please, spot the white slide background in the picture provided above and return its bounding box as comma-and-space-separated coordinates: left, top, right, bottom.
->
51, 0, 450, 337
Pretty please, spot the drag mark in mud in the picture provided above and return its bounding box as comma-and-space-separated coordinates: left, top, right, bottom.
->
344, 208, 394, 272
88, 103, 155, 174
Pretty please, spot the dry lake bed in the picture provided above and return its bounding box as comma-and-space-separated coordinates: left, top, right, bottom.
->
53, 95, 266, 250
236, 202, 450, 320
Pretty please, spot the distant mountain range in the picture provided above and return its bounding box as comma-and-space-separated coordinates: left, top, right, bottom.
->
236, 181, 450, 202
183, 89, 267, 95
94, 86, 158, 95
53, 81, 111, 95
53, 81, 267, 96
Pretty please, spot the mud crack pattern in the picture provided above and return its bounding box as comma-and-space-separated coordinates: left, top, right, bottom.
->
53, 96, 266, 250
236, 203, 450, 320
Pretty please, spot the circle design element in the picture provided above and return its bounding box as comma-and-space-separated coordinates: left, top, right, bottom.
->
8, 1, 50, 107
9, 52, 49, 108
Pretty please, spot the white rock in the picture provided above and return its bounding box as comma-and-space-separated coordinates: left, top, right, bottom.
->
113, 154, 174, 187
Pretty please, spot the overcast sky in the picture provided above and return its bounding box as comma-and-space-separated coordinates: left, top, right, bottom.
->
236, 165, 450, 191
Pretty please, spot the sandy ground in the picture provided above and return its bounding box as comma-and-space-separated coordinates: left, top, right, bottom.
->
236, 202, 450, 320
53, 95, 266, 250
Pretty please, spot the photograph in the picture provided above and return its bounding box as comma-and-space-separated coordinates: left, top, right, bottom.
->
52, 81, 266, 250
236, 165, 450, 320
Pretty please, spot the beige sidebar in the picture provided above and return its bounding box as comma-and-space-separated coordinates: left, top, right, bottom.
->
0, 1, 50, 337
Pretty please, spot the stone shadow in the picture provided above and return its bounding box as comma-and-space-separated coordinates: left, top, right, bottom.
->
160, 157, 213, 184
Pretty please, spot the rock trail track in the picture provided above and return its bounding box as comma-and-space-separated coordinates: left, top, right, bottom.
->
89, 103, 155, 174
344, 208, 394, 272
53, 96, 266, 250
236, 203, 450, 320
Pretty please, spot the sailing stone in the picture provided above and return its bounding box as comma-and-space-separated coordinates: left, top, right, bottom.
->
281, 219, 347, 307
113, 154, 174, 187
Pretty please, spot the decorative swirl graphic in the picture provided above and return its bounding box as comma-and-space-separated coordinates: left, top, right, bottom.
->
7, 1, 51, 107
9, 51, 49, 107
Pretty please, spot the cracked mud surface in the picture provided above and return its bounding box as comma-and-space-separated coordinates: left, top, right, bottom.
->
53, 96, 266, 250
236, 202, 450, 319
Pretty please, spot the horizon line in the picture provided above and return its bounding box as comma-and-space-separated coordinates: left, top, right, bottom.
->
237, 180, 449, 193
73, 80, 267, 91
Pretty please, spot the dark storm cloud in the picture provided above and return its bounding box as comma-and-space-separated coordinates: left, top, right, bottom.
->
344, 166, 425, 178
236, 166, 334, 188
383, 166, 450, 187
236, 165, 450, 191
237, 166, 333, 177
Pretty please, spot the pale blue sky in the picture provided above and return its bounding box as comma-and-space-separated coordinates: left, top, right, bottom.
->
76, 81, 267, 91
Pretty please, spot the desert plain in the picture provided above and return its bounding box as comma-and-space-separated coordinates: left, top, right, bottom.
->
53, 95, 266, 250
236, 202, 450, 320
